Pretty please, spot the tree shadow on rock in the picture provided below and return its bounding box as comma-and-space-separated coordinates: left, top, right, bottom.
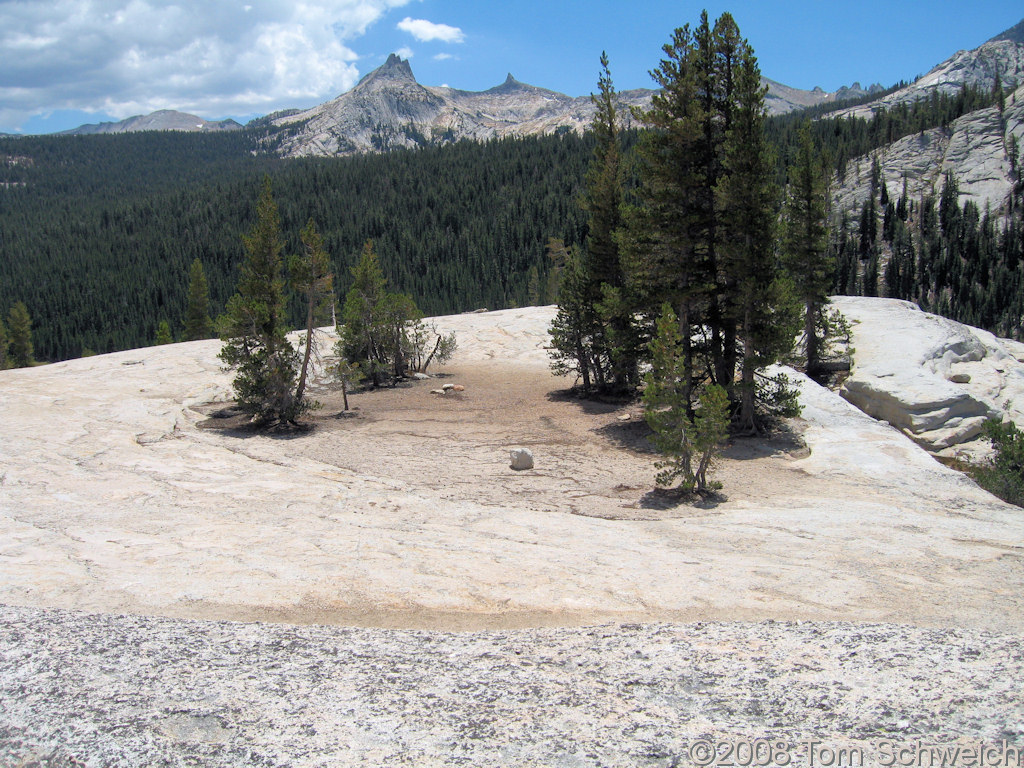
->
721, 424, 808, 461
593, 418, 657, 454
546, 387, 632, 416
638, 486, 727, 511
195, 402, 316, 440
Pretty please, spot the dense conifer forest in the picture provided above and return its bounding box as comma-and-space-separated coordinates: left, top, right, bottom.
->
0, 78, 1020, 362
0, 130, 595, 359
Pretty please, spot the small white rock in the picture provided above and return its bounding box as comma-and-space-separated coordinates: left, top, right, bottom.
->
509, 447, 534, 471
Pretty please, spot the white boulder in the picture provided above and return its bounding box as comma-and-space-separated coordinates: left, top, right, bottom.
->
509, 447, 534, 470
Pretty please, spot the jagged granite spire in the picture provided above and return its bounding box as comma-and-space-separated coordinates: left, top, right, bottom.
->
356, 53, 417, 87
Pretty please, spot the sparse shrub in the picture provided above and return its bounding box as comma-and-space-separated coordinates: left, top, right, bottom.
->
971, 419, 1024, 507
408, 320, 457, 373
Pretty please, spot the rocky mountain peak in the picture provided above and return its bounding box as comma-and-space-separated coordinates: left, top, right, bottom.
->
832, 17, 1024, 121
483, 73, 532, 95
356, 53, 417, 88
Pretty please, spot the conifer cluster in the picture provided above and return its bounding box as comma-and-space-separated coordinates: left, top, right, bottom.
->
549, 13, 840, 491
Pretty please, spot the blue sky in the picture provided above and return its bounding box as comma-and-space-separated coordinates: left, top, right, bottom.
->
1, 1, 1021, 135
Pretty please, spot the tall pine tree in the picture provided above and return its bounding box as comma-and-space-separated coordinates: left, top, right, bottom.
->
218, 177, 304, 425
781, 123, 832, 376
183, 258, 214, 341
621, 19, 710, 412
585, 53, 639, 391
716, 34, 799, 431
290, 218, 334, 403
550, 53, 637, 393
624, 11, 796, 432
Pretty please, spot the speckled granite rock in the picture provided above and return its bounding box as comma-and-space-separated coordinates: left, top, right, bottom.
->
1, 605, 1022, 767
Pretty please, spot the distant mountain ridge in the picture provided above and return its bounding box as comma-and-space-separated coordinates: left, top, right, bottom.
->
832, 18, 1024, 218
835, 22, 1024, 120
60, 109, 242, 135
35, 14, 1024, 182
269, 52, 881, 158
269, 53, 647, 157
763, 78, 884, 115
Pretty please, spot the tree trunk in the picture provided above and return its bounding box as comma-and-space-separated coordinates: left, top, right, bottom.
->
575, 329, 591, 392
805, 298, 820, 377
421, 334, 442, 373
295, 296, 316, 403
678, 301, 694, 418
739, 305, 756, 433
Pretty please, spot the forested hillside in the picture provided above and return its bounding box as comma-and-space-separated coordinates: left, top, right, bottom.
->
0, 131, 596, 360
0, 80, 1021, 362
834, 165, 1024, 337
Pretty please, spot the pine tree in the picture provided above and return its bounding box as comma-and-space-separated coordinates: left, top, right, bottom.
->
549, 53, 637, 394
339, 240, 389, 387
585, 52, 638, 391
549, 242, 598, 390
643, 304, 730, 493
338, 240, 419, 387
526, 266, 541, 306
781, 123, 832, 376
0, 316, 8, 369
689, 382, 731, 491
716, 31, 798, 431
334, 358, 364, 412
8, 301, 34, 368
183, 258, 214, 341
290, 218, 334, 403
218, 177, 303, 425
155, 320, 173, 345
625, 11, 798, 430
643, 304, 695, 487
621, 20, 710, 411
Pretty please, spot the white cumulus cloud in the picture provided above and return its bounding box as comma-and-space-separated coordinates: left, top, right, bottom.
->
0, 0, 417, 130
396, 17, 464, 44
